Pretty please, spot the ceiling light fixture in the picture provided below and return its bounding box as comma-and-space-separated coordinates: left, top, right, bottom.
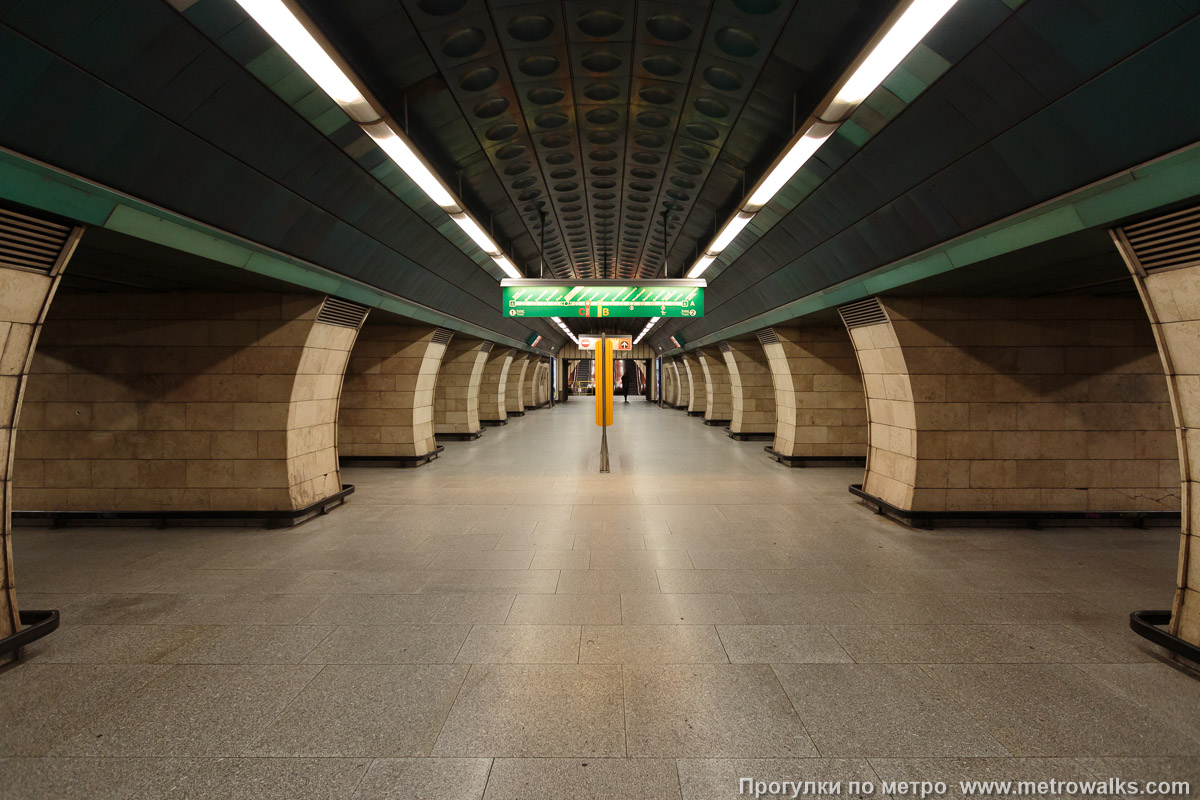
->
633, 316, 661, 345
233, 0, 526, 279
684, 0, 960, 280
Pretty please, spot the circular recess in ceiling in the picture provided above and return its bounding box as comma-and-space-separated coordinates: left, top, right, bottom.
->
588, 130, 618, 145
553, 181, 579, 192
638, 85, 676, 105
632, 152, 661, 166
646, 12, 693, 41
582, 82, 621, 102
527, 86, 565, 105
670, 176, 696, 189
663, 201, 683, 212
703, 65, 743, 92
503, 162, 531, 176
680, 143, 710, 160
592, 180, 616, 190
630, 167, 657, 179
473, 96, 510, 118
581, 51, 621, 72
577, 8, 624, 37
594, 202, 615, 210
694, 96, 730, 118
596, 211, 615, 220
628, 204, 648, 212
733, 0, 781, 13
495, 144, 525, 160
627, 222, 644, 229
628, 192, 651, 203
642, 54, 682, 77
541, 134, 570, 148
510, 176, 537, 190
634, 134, 665, 149
546, 152, 574, 165
561, 204, 582, 212
441, 28, 486, 58
590, 167, 617, 177
507, 14, 553, 42
523, 201, 544, 212
535, 111, 569, 129
590, 149, 617, 161
566, 222, 584, 229
558, 193, 581, 203
585, 108, 620, 126
459, 65, 499, 92
626, 213, 646, 221
418, 0, 467, 15
629, 181, 654, 192
666, 188, 690, 201
685, 122, 719, 140
563, 213, 583, 221
519, 54, 560, 77
550, 168, 576, 179
592, 192, 615, 202
715, 27, 760, 57
485, 122, 519, 140
636, 111, 670, 129
517, 189, 542, 201
675, 160, 702, 175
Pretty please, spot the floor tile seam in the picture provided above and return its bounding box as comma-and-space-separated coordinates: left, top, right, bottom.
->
235, 662, 332, 758
425, 662, 475, 758
710, 624, 734, 665
913, 662, 1016, 758
766, 662, 824, 758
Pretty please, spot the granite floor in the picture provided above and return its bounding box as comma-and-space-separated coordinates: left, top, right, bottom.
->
2, 397, 1199, 799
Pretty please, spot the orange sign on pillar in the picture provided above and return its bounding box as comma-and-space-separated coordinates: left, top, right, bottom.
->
594, 337, 614, 427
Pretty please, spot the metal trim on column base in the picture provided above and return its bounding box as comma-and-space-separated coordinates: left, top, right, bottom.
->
686, 410, 704, 417
725, 427, 774, 441
437, 430, 484, 441
0, 610, 60, 658
765, 448, 867, 468
849, 484, 1181, 530
525, 402, 551, 411
342, 448, 443, 468
507, 410, 526, 417
703, 418, 731, 427
1129, 610, 1200, 671
13, 485, 355, 529
480, 419, 508, 426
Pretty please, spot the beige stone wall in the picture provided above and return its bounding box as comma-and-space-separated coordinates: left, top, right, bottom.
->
671, 359, 690, 409
722, 341, 776, 434
1, 263, 67, 658
848, 296, 1177, 514
506, 353, 529, 413
340, 324, 447, 458
1125, 263, 1200, 647
434, 336, 487, 435
526, 358, 550, 409
682, 353, 707, 413
479, 346, 511, 422
761, 326, 868, 458
698, 347, 732, 422
14, 292, 358, 512
662, 359, 676, 406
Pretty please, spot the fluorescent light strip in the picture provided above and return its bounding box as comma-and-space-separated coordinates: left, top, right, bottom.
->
633, 316, 661, 345
234, 0, 527, 281
687, 0, 959, 279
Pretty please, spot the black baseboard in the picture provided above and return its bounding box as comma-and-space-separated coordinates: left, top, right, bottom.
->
703, 418, 731, 426
437, 430, 483, 441
507, 410, 525, 417
849, 483, 1181, 530
687, 410, 704, 417
13, 485, 355, 529
342, 447, 444, 468
765, 447, 867, 468
0, 609, 60, 657
525, 401, 551, 411
725, 427, 773, 441
1129, 610, 1200, 671
480, 419, 508, 426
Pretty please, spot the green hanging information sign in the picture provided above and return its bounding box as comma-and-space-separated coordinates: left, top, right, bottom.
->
500, 279, 705, 319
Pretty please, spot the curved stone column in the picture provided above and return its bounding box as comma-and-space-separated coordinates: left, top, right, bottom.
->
661, 359, 676, 406
843, 295, 1176, 515
523, 357, 540, 410
339, 324, 449, 462
698, 347, 732, 424
671, 359, 690, 410
721, 341, 776, 436
506, 353, 530, 416
681, 352, 707, 415
759, 326, 867, 463
434, 336, 488, 437
479, 346, 512, 423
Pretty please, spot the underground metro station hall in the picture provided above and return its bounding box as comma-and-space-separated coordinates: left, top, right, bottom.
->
2, 0, 1200, 797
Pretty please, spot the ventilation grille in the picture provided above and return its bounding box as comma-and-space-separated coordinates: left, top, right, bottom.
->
0, 207, 74, 274
838, 298, 888, 329
718, 341, 732, 353
480, 341, 494, 353
316, 297, 369, 329
1120, 206, 1200, 273
755, 328, 780, 346
432, 327, 453, 346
